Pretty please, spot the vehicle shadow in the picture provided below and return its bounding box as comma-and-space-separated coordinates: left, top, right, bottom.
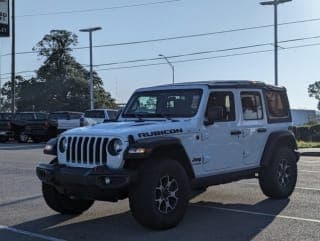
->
5, 198, 289, 241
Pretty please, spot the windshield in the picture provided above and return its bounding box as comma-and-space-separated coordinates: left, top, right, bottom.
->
123, 89, 203, 118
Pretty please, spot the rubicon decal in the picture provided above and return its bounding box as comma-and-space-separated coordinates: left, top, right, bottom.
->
138, 128, 183, 138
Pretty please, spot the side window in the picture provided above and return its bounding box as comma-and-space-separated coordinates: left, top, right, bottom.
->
36, 113, 48, 120
265, 91, 290, 121
241, 92, 263, 120
69, 113, 82, 119
206, 92, 235, 122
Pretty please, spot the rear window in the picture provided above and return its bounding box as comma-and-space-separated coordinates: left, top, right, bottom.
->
84, 110, 105, 118
265, 91, 291, 122
0, 113, 12, 120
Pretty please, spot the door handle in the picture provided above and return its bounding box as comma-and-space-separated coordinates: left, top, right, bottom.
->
230, 130, 242, 136
257, 128, 267, 133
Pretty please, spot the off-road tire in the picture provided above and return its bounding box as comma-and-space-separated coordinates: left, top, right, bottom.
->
42, 183, 94, 214
18, 131, 29, 143
129, 158, 190, 230
259, 147, 297, 199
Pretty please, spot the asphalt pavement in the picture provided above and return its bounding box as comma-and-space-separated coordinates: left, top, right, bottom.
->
0, 143, 319, 241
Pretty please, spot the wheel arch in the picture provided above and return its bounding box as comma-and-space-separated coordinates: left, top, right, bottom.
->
260, 130, 299, 167
124, 137, 195, 179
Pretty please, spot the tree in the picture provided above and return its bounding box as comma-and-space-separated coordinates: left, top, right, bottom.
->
308, 81, 320, 110
0, 30, 116, 113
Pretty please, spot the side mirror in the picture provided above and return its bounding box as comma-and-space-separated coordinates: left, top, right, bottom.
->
204, 106, 224, 126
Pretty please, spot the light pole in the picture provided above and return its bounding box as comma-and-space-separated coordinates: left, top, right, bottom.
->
159, 54, 175, 85
260, 0, 292, 86
79, 27, 102, 110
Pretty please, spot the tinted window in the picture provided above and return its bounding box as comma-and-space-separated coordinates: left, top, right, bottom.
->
0, 113, 12, 120
241, 92, 263, 120
84, 110, 105, 118
35, 113, 48, 120
206, 91, 235, 122
49, 113, 69, 120
69, 113, 82, 119
107, 110, 118, 120
20, 113, 35, 121
265, 91, 290, 120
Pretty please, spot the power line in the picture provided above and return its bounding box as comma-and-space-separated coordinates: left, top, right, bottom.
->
1, 35, 320, 77
1, 16, 320, 57
85, 34, 320, 67
94, 42, 320, 72
16, 0, 182, 18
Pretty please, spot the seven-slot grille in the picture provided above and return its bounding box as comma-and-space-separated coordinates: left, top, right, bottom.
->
64, 136, 108, 166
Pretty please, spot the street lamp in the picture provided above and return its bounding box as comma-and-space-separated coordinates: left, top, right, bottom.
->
79, 27, 102, 110
159, 54, 175, 85
260, 0, 292, 86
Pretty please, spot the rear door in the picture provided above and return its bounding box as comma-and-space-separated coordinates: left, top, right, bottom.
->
239, 90, 269, 166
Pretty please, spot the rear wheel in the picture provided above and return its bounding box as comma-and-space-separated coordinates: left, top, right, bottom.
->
42, 183, 94, 214
129, 158, 190, 230
259, 147, 297, 199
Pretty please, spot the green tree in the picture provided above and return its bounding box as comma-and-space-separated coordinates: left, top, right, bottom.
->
0, 30, 116, 113
308, 81, 320, 110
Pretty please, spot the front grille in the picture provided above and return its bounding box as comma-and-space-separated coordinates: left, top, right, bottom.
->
63, 136, 108, 166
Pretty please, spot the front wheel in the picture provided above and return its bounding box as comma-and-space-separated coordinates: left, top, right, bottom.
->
129, 158, 190, 230
259, 147, 297, 199
42, 183, 94, 214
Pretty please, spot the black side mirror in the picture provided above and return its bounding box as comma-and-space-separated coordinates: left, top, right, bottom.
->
204, 106, 224, 126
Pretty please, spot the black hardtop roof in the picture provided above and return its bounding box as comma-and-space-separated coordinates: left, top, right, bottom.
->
154, 80, 286, 91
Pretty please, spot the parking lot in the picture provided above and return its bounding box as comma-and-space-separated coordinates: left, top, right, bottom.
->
0, 143, 319, 241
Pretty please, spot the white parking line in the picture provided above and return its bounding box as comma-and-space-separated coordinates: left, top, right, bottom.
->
239, 182, 320, 192
192, 204, 320, 224
299, 170, 320, 173
0, 225, 66, 241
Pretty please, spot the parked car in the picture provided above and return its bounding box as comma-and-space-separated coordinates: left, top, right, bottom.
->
11, 112, 48, 143
83, 109, 119, 126
0, 113, 13, 142
47, 111, 84, 139
36, 81, 299, 230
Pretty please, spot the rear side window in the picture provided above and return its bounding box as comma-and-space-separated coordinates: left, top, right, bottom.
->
241, 92, 263, 120
35, 113, 48, 120
265, 91, 290, 122
0, 113, 12, 120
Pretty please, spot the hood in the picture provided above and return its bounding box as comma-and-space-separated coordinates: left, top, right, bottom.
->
63, 120, 197, 140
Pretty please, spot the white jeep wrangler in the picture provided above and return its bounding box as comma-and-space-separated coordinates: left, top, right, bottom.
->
36, 81, 299, 230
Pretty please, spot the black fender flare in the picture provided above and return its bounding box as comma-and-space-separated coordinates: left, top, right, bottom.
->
124, 136, 195, 179
43, 137, 58, 156
260, 130, 299, 167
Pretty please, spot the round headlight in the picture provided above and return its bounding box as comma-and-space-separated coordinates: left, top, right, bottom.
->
59, 137, 67, 153
108, 138, 123, 156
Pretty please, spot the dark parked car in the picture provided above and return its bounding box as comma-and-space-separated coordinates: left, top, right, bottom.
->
11, 112, 49, 143
47, 111, 84, 139
0, 113, 13, 143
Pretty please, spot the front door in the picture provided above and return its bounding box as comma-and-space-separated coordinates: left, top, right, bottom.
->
201, 90, 243, 172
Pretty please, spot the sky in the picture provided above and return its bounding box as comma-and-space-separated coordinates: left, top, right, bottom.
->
0, 0, 320, 109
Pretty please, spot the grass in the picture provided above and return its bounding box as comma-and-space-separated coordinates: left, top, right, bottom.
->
297, 141, 320, 149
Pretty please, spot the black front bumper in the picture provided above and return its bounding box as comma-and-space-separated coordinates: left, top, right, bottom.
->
36, 164, 138, 202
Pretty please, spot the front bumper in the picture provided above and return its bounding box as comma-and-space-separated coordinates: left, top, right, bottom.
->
36, 163, 138, 201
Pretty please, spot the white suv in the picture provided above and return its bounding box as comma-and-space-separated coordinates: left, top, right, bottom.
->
36, 81, 299, 230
